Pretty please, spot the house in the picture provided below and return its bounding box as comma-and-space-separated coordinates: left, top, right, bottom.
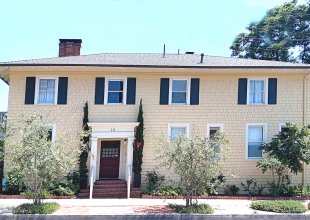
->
0, 39, 310, 198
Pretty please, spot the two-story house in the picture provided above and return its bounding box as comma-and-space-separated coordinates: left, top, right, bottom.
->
0, 39, 310, 198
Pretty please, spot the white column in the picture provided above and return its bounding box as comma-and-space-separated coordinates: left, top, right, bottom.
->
90, 137, 98, 183
126, 137, 134, 182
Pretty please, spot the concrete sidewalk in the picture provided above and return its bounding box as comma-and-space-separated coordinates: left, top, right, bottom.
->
0, 198, 309, 215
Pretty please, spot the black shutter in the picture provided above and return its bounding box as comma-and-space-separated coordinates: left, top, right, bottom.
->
57, 77, 68, 105
25, 77, 36, 105
95, 77, 105, 104
126, 78, 136, 105
190, 78, 200, 105
238, 78, 247, 105
160, 78, 169, 105
268, 78, 277, 105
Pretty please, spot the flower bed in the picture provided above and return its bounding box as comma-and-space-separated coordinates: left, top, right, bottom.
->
0, 194, 76, 199
142, 194, 310, 200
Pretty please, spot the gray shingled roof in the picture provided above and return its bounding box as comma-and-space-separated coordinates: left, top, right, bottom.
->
0, 53, 309, 68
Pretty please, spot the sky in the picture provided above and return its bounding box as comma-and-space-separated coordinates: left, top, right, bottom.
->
0, 0, 306, 111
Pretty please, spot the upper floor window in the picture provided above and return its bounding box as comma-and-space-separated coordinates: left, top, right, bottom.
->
170, 79, 190, 105
207, 124, 223, 139
35, 77, 58, 105
248, 79, 266, 105
107, 80, 124, 104
247, 123, 266, 159
169, 124, 189, 141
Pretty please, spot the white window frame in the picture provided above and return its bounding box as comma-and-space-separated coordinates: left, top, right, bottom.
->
278, 123, 287, 132
104, 77, 127, 105
207, 123, 224, 138
168, 124, 189, 141
35, 77, 59, 105
246, 123, 267, 160
169, 78, 191, 105
247, 78, 268, 105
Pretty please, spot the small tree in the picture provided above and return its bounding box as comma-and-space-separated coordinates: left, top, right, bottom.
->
5, 114, 80, 204
0, 118, 5, 192
156, 132, 228, 206
257, 123, 310, 189
79, 102, 90, 189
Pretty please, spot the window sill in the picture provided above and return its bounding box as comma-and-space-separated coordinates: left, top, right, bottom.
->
246, 157, 263, 160
35, 103, 57, 106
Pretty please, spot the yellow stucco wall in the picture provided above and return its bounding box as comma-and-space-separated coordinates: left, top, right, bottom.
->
5, 67, 310, 188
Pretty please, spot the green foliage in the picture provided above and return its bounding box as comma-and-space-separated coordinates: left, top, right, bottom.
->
230, 1, 310, 63
156, 132, 229, 206
133, 99, 144, 174
5, 114, 80, 204
0, 139, 4, 191
154, 186, 182, 196
143, 170, 165, 195
251, 200, 307, 213
79, 102, 90, 189
5, 171, 26, 195
224, 185, 240, 196
13, 202, 60, 214
241, 178, 259, 196
168, 204, 213, 214
48, 172, 80, 196
267, 181, 300, 197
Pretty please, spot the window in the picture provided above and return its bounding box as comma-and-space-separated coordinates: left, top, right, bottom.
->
246, 124, 266, 159
207, 124, 223, 139
170, 79, 190, 105
248, 79, 267, 105
104, 78, 127, 104
46, 125, 56, 142
279, 123, 289, 132
36, 78, 58, 104
168, 124, 189, 141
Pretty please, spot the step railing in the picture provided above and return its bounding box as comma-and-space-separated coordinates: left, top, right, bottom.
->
127, 164, 132, 199
89, 166, 94, 199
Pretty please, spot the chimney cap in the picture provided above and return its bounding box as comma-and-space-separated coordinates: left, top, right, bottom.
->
59, 39, 82, 43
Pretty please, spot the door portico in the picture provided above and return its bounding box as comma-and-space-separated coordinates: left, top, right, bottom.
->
88, 122, 139, 183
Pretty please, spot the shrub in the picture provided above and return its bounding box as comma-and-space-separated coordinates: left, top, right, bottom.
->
143, 170, 165, 195
224, 184, 240, 196
267, 181, 300, 197
13, 202, 60, 214
154, 186, 183, 196
48, 172, 80, 196
251, 200, 307, 213
241, 178, 265, 196
169, 204, 213, 214
5, 171, 25, 195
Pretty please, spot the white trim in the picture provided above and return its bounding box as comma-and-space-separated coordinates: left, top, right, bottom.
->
34, 76, 59, 105
169, 78, 191, 105
168, 123, 189, 140
246, 78, 268, 105
245, 123, 267, 160
104, 77, 127, 105
278, 123, 287, 132
207, 123, 224, 138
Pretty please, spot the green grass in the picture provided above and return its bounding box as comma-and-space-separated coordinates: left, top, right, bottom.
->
13, 202, 60, 214
251, 200, 307, 213
168, 204, 213, 214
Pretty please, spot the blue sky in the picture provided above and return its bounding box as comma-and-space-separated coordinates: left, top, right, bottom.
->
0, 0, 304, 111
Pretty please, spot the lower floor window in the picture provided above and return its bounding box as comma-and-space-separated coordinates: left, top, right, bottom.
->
169, 124, 188, 141
247, 124, 266, 159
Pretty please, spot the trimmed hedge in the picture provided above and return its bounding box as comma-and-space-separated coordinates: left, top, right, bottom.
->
13, 202, 60, 214
168, 204, 213, 214
251, 200, 307, 213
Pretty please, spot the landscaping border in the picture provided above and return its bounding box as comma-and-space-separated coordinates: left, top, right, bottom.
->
142, 195, 310, 200
0, 195, 76, 199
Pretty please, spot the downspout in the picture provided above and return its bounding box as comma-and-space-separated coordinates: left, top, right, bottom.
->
302, 72, 310, 189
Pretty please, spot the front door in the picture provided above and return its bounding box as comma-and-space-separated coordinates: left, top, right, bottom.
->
99, 141, 120, 178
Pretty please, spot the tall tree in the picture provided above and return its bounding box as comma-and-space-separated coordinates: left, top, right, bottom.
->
230, 1, 310, 63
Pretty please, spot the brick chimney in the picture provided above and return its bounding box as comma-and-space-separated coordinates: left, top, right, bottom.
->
58, 39, 82, 57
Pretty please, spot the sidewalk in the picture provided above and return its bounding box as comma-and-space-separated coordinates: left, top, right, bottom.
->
0, 198, 309, 215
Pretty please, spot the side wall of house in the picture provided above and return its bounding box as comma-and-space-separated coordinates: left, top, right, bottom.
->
5, 69, 309, 188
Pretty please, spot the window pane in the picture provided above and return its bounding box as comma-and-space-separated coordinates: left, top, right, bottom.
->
172, 92, 186, 104
108, 81, 123, 91
108, 92, 123, 103
248, 126, 263, 142
248, 142, 263, 158
209, 127, 220, 137
171, 127, 186, 141
172, 80, 187, 91
38, 79, 55, 104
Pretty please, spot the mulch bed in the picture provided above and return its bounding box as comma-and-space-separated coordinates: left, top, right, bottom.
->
134, 205, 174, 214
0, 194, 76, 199
142, 195, 310, 200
